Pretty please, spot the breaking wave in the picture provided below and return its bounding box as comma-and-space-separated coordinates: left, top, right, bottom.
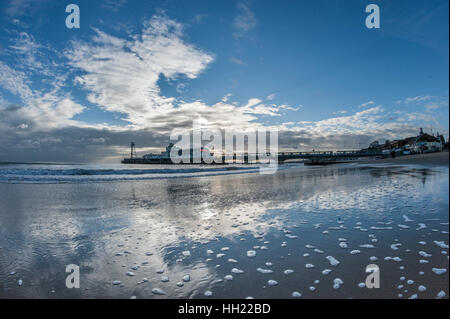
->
0, 164, 266, 183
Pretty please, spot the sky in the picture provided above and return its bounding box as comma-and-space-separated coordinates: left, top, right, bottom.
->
0, 0, 448, 163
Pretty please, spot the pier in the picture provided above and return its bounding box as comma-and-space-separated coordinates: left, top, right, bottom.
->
122, 149, 383, 165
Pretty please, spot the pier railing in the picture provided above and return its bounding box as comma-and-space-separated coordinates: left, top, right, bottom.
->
122, 150, 383, 164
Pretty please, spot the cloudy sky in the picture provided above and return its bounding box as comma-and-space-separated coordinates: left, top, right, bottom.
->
0, 0, 448, 163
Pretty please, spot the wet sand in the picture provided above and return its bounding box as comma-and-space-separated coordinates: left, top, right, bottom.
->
359, 151, 449, 167
0, 163, 448, 299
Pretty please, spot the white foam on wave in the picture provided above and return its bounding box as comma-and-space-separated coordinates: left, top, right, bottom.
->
326, 256, 340, 266
284, 269, 294, 275
416, 223, 427, 230
224, 275, 233, 281
257, 268, 273, 274
161, 276, 169, 282
436, 291, 446, 299
403, 215, 413, 222
152, 288, 166, 295
432, 268, 447, 275
322, 269, 332, 275
434, 241, 449, 249
333, 278, 343, 289
419, 251, 432, 258
385, 256, 402, 262
0, 165, 261, 183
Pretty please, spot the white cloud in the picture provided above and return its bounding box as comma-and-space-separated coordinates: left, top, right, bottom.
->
101, 0, 127, 12
221, 93, 232, 102
332, 110, 347, 115
266, 93, 276, 101
397, 95, 448, 113
302, 106, 385, 136
5, 0, 32, 17
245, 98, 262, 108
425, 103, 440, 112
16, 123, 28, 130
0, 61, 33, 100
66, 16, 215, 128
0, 94, 7, 108
358, 101, 375, 108
276, 106, 428, 150
9, 32, 47, 73
402, 95, 433, 104
0, 58, 84, 130
64, 16, 293, 132
9, 32, 41, 53
1, 15, 298, 141
233, 2, 257, 38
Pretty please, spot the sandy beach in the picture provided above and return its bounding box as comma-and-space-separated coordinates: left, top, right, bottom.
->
359, 151, 449, 167
0, 160, 448, 299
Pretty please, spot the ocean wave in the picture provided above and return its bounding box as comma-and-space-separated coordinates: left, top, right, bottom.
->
0, 166, 256, 176
0, 165, 265, 183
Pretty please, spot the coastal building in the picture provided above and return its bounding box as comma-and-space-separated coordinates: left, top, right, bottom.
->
412, 132, 443, 153
365, 128, 445, 156
369, 141, 380, 149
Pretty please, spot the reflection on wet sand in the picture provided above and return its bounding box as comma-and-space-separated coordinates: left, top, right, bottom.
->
0, 164, 448, 298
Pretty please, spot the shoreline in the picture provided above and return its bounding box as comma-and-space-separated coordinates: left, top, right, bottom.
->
357, 151, 449, 167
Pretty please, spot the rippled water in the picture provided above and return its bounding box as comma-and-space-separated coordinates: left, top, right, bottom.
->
0, 163, 264, 183
0, 163, 448, 299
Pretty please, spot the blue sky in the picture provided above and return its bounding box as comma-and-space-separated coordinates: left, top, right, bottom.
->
0, 0, 448, 162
